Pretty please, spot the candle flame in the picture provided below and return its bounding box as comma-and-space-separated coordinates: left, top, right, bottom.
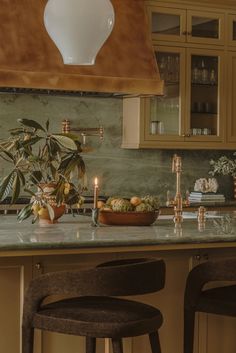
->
94, 177, 98, 187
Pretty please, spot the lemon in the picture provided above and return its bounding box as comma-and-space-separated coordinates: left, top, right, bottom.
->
38, 207, 49, 218
31, 204, 40, 215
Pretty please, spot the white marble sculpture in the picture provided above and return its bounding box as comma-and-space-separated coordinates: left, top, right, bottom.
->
194, 178, 218, 193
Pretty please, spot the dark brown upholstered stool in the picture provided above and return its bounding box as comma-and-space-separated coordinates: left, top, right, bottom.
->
184, 258, 236, 353
22, 257, 165, 353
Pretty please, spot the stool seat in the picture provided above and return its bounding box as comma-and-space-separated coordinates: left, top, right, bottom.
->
33, 296, 163, 338
198, 285, 236, 317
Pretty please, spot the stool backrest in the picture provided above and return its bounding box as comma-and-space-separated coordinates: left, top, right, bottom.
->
23, 257, 165, 326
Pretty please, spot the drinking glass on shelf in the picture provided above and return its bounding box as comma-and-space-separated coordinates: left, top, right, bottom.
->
200, 60, 209, 84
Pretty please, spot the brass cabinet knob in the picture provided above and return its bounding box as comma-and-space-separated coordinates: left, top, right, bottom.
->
35, 262, 42, 270
182, 133, 191, 137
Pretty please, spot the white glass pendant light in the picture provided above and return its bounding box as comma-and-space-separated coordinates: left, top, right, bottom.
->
44, 0, 115, 65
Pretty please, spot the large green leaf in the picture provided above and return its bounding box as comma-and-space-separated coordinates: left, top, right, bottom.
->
49, 138, 61, 156
58, 154, 85, 179
30, 171, 43, 184
45, 119, 49, 132
17, 119, 45, 132
0, 149, 14, 162
17, 203, 33, 222
51, 134, 77, 150
21, 136, 42, 147
17, 170, 26, 187
9, 128, 25, 135
11, 173, 21, 204
0, 172, 15, 201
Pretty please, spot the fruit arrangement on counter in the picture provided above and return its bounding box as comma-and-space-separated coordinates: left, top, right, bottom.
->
98, 195, 160, 212
97, 195, 160, 226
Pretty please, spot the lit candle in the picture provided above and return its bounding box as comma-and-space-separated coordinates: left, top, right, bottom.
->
93, 177, 99, 208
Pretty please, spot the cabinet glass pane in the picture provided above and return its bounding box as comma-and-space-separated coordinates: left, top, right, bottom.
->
149, 52, 180, 136
233, 20, 236, 40
152, 12, 180, 36
191, 16, 219, 39
190, 55, 219, 136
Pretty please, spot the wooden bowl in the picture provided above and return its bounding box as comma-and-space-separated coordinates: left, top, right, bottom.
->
98, 210, 159, 226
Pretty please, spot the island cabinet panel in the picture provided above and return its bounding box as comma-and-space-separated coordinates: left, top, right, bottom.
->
196, 249, 236, 353
0, 257, 32, 353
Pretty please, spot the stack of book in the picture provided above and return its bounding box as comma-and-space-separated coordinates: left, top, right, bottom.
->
189, 192, 225, 204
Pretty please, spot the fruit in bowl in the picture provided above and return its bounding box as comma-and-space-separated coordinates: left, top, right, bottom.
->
98, 195, 160, 226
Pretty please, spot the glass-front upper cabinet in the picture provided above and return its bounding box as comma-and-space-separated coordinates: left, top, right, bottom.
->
148, 6, 186, 42
185, 49, 224, 141
187, 10, 225, 45
148, 6, 225, 45
144, 46, 186, 142
228, 14, 236, 46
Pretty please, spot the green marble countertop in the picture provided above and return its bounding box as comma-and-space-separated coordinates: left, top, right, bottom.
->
0, 212, 236, 255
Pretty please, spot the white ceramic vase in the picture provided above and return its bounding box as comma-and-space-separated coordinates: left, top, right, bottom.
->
44, 0, 115, 65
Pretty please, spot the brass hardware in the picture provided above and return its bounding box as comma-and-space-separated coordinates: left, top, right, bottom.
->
35, 262, 42, 270
166, 154, 190, 224
198, 206, 206, 223
194, 254, 201, 261
182, 133, 191, 137
197, 206, 206, 231
62, 119, 104, 146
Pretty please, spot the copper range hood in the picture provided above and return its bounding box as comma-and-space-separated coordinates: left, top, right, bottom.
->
0, 0, 163, 96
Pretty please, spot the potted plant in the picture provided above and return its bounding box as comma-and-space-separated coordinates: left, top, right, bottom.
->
0, 118, 86, 223
209, 154, 236, 199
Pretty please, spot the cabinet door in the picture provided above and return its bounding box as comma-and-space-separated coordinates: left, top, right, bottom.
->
187, 10, 225, 45
195, 249, 236, 353
185, 48, 225, 143
147, 6, 186, 43
143, 46, 186, 143
228, 14, 236, 47
0, 257, 32, 353
227, 52, 236, 142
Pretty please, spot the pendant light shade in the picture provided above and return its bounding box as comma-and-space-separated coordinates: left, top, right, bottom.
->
44, 0, 115, 65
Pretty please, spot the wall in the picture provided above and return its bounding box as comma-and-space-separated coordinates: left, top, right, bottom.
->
0, 93, 234, 204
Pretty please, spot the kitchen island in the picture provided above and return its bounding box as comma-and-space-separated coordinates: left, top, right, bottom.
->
1, 213, 236, 353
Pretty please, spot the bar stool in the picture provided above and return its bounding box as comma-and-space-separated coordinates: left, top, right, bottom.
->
184, 258, 236, 353
22, 257, 165, 353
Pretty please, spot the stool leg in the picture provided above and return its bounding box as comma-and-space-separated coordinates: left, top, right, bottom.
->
149, 331, 161, 353
184, 308, 195, 353
86, 337, 96, 353
112, 338, 123, 353
22, 327, 34, 353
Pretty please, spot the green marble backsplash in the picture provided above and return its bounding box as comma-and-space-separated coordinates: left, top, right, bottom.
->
0, 93, 234, 204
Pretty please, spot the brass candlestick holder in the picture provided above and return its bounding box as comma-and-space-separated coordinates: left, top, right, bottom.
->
166, 154, 190, 224
91, 208, 100, 227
